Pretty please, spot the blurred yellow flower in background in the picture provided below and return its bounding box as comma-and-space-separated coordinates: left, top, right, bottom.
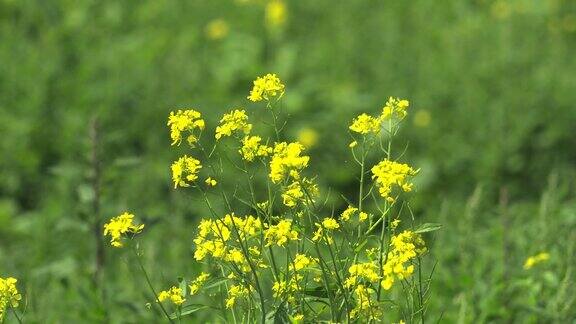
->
297, 127, 318, 148
266, 0, 287, 29
413, 109, 431, 128
205, 19, 229, 40
524, 252, 550, 269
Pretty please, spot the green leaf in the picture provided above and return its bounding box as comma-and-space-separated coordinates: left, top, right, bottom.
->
414, 223, 442, 234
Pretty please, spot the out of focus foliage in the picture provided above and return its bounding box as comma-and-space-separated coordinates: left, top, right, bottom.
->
0, 0, 575, 322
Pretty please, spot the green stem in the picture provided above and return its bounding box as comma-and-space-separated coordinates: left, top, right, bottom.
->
10, 307, 23, 324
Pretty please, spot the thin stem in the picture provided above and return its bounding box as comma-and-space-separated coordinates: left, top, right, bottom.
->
10, 307, 23, 324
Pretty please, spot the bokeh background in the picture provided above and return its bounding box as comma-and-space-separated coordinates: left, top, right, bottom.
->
1, 0, 575, 322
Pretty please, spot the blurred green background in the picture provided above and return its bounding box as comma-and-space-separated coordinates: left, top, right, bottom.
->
1, 0, 575, 322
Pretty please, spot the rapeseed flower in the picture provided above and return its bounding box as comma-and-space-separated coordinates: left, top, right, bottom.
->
103, 212, 145, 248
158, 286, 185, 306
381, 97, 409, 120
349, 113, 381, 135
381, 231, 426, 290
205, 19, 229, 40
215, 109, 252, 140
205, 177, 217, 186
265, 0, 287, 29
264, 219, 299, 246
345, 262, 380, 288
240, 136, 272, 161
226, 284, 249, 308
0, 277, 21, 321
269, 142, 309, 183
189, 272, 210, 295
371, 159, 418, 203
524, 252, 550, 269
167, 109, 205, 146
171, 155, 202, 188
248, 73, 285, 102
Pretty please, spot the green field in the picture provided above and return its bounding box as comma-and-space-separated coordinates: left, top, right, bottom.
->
1, 0, 575, 323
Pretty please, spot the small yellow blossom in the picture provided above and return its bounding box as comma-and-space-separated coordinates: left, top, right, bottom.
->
269, 142, 309, 183
281, 179, 318, 208
0, 277, 21, 321
345, 262, 380, 288
349, 284, 381, 320
226, 284, 249, 308
215, 109, 252, 140
349, 140, 358, 148
158, 286, 186, 306
189, 272, 210, 295
205, 19, 229, 40
371, 159, 418, 203
171, 155, 202, 188
264, 219, 299, 246
290, 253, 316, 271
205, 177, 217, 186
524, 252, 550, 269
391, 219, 401, 230
381, 97, 409, 120
413, 109, 431, 128
349, 113, 381, 135
167, 109, 205, 146
322, 217, 340, 230
341, 205, 358, 221
382, 231, 426, 290
248, 73, 285, 102
240, 136, 272, 161
103, 212, 145, 248
359, 212, 368, 222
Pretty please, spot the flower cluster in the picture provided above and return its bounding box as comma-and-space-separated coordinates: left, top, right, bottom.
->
240, 135, 272, 161
524, 252, 550, 269
0, 277, 21, 321
167, 109, 205, 146
171, 155, 202, 188
381, 230, 427, 290
264, 219, 299, 247
103, 212, 145, 248
158, 286, 186, 306
281, 178, 318, 208
349, 113, 381, 135
247, 73, 285, 102
382, 97, 410, 120
371, 159, 418, 203
189, 272, 210, 295
215, 109, 253, 140
269, 142, 310, 183
348, 97, 410, 136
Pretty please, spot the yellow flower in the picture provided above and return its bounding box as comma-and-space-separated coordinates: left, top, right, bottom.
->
382, 231, 426, 290
248, 73, 285, 102
264, 219, 299, 247
413, 109, 431, 128
265, 0, 287, 29
205, 177, 217, 186
281, 179, 318, 208
391, 219, 401, 230
296, 127, 318, 148
226, 284, 249, 308
171, 155, 202, 188
349, 284, 381, 320
205, 19, 229, 40
167, 109, 205, 146
381, 97, 409, 120
240, 136, 272, 161
215, 109, 252, 140
345, 262, 380, 288
349, 113, 381, 135
157, 286, 186, 306
524, 252, 550, 270
322, 217, 339, 230
371, 159, 418, 203
359, 212, 368, 222
269, 142, 309, 183
0, 277, 21, 321
189, 272, 210, 295
103, 212, 145, 248
290, 253, 316, 271
349, 140, 358, 148
341, 205, 358, 222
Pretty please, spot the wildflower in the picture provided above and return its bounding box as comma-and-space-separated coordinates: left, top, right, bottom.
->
322, 217, 339, 230
205, 177, 217, 186
290, 253, 316, 271
413, 109, 431, 128
345, 262, 380, 288
349, 284, 381, 320
293, 314, 304, 322
240, 136, 272, 161
359, 212, 368, 222
247, 73, 285, 102
0, 277, 21, 321
297, 127, 318, 148
391, 219, 401, 230
281, 179, 318, 208
171, 155, 202, 188
269, 142, 309, 183
371, 159, 418, 203
158, 286, 186, 306
349, 113, 381, 135
341, 205, 358, 222
205, 19, 229, 40
215, 109, 252, 140
103, 212, 145, 248
265, 0, 287, 29
382, 231, 426, 290
349, 140, 358, 148
272, 278, 299, 301
167, 109, 205, 146
226, 284, 249, 308
524, 252, 550, 270
381, 97, 409, 120
264, 219, 299, 247
189, 272, 210, 295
